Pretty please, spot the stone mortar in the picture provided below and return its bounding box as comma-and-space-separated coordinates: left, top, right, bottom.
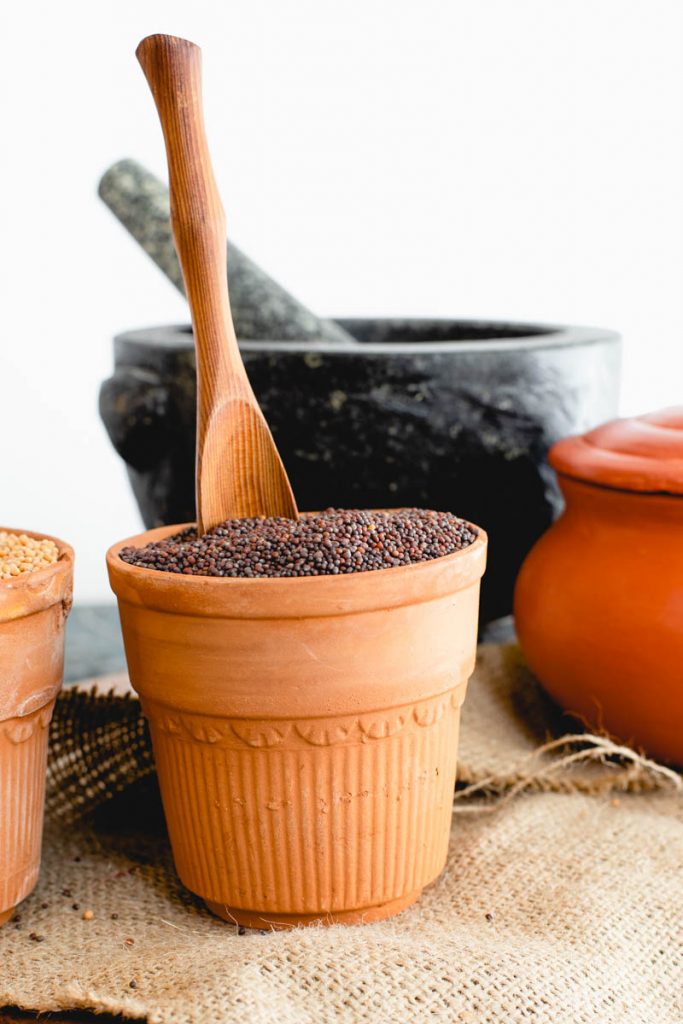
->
99, 318, 621, 622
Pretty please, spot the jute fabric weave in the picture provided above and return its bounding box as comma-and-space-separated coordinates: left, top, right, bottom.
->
0, 644, 679, 1023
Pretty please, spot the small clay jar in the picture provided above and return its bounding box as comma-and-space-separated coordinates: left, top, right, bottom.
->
107, 521, 486, 928
514, 409, 683, 765
0, 529, 74, 924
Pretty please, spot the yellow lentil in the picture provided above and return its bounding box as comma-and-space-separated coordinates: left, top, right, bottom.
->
0, 531, 59, 581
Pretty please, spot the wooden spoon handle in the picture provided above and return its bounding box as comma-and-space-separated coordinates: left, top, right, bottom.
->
136, 34, 243, 402
136, 34, 298, 531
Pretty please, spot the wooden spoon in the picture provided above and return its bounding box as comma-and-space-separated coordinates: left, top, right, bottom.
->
136, 34, 298, 533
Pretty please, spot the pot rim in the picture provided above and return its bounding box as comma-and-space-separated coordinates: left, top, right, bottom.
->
107, 519, 487, 619
115, 320, 620, 357
0, 527, 74, 624
556, 472, 683, 500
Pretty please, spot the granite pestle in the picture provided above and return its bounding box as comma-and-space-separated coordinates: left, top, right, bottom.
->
98, 159, 356, 345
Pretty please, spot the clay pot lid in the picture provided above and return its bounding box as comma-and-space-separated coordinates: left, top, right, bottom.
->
550, 407, 683, 495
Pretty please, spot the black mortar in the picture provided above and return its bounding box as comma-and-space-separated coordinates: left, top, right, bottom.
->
100, 318, 621, 622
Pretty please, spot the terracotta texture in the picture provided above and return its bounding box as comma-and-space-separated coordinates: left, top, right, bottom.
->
515, 409, 683, 765
0, 529, 73, 922
107, 520, 486, 928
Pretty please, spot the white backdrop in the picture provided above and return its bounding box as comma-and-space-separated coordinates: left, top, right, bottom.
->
1, 0, 682, 601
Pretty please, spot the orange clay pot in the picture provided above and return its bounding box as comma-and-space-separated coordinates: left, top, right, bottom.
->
0, 529, 73, 925
514, 408, 683, 765
107, 520, 486, 928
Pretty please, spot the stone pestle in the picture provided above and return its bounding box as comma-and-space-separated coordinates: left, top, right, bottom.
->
98, 159, 356, 345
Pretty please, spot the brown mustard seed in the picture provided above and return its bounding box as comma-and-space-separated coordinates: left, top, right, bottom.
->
111, 912, 119, 920
119, 508, 477, 579
129, 980, 138, 989
0, 532, 59, 581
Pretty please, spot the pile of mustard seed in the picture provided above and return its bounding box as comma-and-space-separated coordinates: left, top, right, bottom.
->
119, 508, 477, 579
0, 531, 60, 581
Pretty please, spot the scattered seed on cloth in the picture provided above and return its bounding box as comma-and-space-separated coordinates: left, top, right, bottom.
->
119, 508, 477, 579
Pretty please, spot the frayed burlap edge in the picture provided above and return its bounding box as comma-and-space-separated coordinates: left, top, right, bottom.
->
455, 644, 681, 800
455, 731, 682, 811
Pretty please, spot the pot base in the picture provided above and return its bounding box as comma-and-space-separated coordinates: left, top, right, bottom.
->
0, 907, 15, 928
205, 889, 422, 930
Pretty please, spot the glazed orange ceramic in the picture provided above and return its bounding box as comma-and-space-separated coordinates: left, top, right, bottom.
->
107, 520, 486, 929
514, 408, 683, 765
0, 529, 73, 924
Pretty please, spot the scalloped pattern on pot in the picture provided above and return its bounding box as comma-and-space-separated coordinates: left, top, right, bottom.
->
1, 705, 53, 744
143, 687, 465, 750
145, 690, 461, 916
0, 700, 55, 915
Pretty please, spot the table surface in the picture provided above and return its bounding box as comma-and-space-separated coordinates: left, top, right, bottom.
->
64, 605, 127, 684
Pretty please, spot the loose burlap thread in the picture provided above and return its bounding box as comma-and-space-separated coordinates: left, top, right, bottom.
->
1, 644, 681, 1023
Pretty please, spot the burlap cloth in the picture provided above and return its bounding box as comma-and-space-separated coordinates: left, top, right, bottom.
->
1, 644, 681, 1023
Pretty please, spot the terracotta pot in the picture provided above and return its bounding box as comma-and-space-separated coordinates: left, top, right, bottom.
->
107, 520, 487, 928
514, 408, 683, 765
0, 529, 74, 924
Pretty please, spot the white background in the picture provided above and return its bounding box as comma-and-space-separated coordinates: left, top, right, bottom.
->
1, 1, 682, 601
